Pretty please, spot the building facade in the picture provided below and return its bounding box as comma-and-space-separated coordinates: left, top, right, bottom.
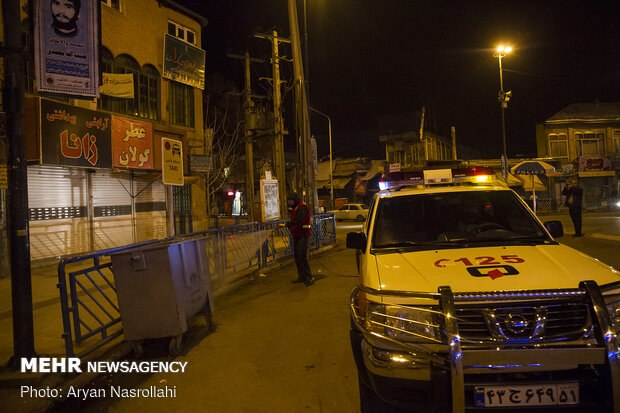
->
1, 0, 209, 267
536, 102, 620, 209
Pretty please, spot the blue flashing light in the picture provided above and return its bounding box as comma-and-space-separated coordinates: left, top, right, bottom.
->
455, 290, 584, 300
468, 364, 542, 369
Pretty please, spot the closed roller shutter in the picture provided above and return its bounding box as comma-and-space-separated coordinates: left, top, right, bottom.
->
134, 174, 167, 242
92, 170, 133, 250
28, 165, 89, 260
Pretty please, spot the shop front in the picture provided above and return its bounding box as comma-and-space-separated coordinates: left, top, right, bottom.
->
27, 98, 173, 261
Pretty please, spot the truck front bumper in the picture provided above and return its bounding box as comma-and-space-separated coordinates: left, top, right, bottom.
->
354, 330, 614, 411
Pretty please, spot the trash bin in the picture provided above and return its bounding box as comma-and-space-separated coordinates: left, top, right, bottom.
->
111, 237, 214, 356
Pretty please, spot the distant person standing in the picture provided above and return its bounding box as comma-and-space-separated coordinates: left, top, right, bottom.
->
286, 193, 315, 286
562, 178, 584, 237
50, 0, 80, 37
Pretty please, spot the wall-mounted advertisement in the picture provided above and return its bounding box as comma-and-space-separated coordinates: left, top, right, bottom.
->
111, 116, 153, 169
579, 155, 611, 172
34, 0, 99, 97
163, 34, 205, 90
40, 99, 111, 168
162, 137, 184, 186
260, 179, 280, 222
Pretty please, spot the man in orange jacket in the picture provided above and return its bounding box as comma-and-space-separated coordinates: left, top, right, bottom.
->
286, 193, 315, 286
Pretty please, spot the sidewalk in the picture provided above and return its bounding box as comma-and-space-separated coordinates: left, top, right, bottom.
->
0, 240, 337, 412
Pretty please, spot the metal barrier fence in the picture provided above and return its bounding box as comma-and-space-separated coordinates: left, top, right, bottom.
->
531, 195, 620, 214
57, 213, 336, 357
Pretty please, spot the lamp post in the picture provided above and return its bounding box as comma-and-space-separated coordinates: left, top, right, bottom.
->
494, 45, 512, 180
310, 107, 333, 210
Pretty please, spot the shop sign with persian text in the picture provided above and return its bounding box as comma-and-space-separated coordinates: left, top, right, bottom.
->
111, 116, 153, 169
162, 34, 205, 90
40, 99, 111, 168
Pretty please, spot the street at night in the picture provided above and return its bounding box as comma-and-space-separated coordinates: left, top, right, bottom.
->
1, 1, 619, 412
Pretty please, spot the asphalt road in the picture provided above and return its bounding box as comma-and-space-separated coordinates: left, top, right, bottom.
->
48, 212, 620, 413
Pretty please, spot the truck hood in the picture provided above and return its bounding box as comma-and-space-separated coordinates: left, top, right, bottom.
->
374, 244, 620, 292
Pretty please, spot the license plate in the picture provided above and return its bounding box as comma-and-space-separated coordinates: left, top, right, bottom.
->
474, 383, 579, 407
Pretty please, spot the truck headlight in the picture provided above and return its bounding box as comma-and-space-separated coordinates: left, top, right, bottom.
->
366, 303, 443, 343
603, 284, 620, 335
605, 295, 620, 335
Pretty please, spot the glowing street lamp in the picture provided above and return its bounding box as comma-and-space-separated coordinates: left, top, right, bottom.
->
494, 45, 513, 180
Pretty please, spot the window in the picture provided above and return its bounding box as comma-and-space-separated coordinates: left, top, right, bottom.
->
169, 82, 194, 127
372, 191, 544, 248
110, 54, 139, 116
548, 133, 568, 158
99, 49, 160, 120
168, 21, 196, 45
139, 65, 160, 120
101, 0, 120, 11
575, 132, 604, 156
613, 131, 620, 154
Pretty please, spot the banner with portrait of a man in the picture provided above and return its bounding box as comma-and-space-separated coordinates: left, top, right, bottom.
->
34, 0, 99, 97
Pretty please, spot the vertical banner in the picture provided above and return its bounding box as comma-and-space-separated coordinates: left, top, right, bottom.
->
40, 99, 111, 168
111, 116, 153, 169
34, 0, 99, 97
161, 137, 183, 186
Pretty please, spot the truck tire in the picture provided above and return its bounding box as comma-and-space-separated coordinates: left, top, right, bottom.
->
359, 375, 410, 413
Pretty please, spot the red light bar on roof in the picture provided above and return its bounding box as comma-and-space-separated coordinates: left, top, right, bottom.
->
379, 167, 496, 190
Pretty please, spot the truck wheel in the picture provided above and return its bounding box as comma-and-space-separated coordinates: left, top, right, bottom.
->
359, 375, 408, 413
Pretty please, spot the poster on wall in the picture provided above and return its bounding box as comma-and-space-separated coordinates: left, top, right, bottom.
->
40, 99, 111, 168
260, 179, 280, 222
111, 116, 153, 169
101, 73, 134, 98
162, 137, 184, 186
34, 0, 99, 97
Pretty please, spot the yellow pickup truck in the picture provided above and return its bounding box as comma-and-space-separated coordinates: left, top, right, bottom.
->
347, 168, 619, 412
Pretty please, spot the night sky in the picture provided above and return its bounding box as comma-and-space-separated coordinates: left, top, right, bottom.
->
178, 0, 620, 160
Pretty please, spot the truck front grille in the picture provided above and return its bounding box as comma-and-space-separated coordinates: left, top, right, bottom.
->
455, 300, 589, 343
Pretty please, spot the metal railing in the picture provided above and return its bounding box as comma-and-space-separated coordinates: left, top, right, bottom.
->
57, 214, 336, 357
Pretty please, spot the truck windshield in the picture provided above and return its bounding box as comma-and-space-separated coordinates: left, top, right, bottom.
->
372, 190, 548, 249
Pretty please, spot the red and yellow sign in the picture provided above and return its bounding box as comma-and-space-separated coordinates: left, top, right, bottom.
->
111, 116, 153, 169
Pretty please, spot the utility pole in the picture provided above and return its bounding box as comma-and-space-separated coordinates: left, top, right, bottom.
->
244, 52, 256, 221
2, 0, 36, 367
419, 106, 426, 161
287, 0, 315, 213
255, 30, 289, 219
227, 52, 264, 221
451, 126, 457, 160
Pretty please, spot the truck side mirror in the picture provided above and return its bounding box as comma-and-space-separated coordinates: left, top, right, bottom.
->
346, 232, 367, 250
543, 221, 563, 238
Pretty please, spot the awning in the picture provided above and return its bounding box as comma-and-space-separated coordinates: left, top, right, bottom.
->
361, 160, 385, 181
316, 177, 353, 190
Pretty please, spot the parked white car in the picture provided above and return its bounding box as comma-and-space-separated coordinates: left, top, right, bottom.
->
330, 203, 368, 221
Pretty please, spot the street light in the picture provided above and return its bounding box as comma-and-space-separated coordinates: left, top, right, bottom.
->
310, 107, 333, 210
494, 45, 512, 180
